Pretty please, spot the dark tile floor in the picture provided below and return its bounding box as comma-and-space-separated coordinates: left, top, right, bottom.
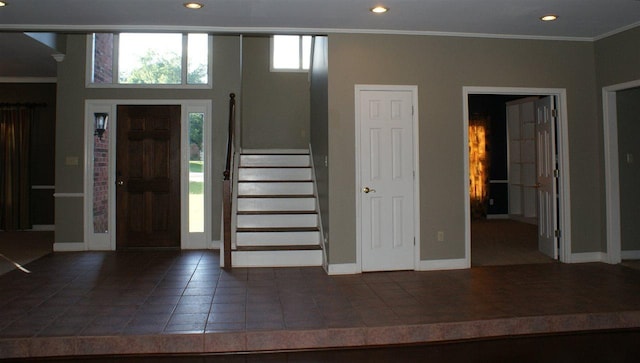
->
1, 250, 639, 359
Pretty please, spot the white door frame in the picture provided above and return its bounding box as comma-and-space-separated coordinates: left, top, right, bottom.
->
602, 79, 640, 264
463, 87, 571, 266
83, 99, 213, 251
355, 85, 420, 273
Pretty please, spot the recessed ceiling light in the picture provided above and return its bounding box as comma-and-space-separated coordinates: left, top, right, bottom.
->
540, 14, 558, 22
184, 2, 204, 10
371, 6, 388, 14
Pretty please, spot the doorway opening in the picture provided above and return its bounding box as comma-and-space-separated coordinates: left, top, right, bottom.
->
603, 79, 640, 267
464, 87, 571, 267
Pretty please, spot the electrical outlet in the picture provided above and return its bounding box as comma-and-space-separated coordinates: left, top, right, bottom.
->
437, 231, 445, 242
627, 153, 634, 164
65, 156, 79, 166
489, 198, 494, 206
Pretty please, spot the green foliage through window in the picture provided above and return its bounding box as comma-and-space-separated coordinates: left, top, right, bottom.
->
91, 33, 210, 86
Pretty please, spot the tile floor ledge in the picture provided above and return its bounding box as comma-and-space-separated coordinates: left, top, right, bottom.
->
2, 311, 639, 360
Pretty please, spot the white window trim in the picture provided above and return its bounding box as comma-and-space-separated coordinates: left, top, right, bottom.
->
270, 35, 311, 73
85, 33, 213, 89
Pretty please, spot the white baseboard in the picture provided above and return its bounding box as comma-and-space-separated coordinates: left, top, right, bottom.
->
569, 252, 607, 263
327, 263, 359, 275
416, 258, 469, 271
53, 242, 86, 252
181, 239, 221, 250
621, 250, 640, 260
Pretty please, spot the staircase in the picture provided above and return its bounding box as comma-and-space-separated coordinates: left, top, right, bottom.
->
230, 149, 324, 267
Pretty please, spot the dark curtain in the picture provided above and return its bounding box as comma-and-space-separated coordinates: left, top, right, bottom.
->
0, 107, 34, 230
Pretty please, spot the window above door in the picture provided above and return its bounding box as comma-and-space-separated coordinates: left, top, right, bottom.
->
87, 33, 212, 88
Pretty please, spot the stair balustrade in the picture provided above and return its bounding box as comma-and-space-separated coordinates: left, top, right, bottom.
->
222, 93, 236, 269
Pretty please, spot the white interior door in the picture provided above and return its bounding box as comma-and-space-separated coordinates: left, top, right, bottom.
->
535, 96, 558, 259
358, 89, 416, 271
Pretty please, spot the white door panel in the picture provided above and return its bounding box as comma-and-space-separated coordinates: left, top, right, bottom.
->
535, 96, 558, 259
358, 89, 416, 271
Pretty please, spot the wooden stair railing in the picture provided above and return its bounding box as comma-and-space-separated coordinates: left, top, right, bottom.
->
223, 93, 236, 269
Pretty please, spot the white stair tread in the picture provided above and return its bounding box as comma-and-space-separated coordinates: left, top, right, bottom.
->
237, 198, 316, 212
239, 168, 311, 181
242, 149, 309, 155
237, 214, 318, 228
240, 154, 310, 167
237, 231, 320, 246
238, 182, 313, 196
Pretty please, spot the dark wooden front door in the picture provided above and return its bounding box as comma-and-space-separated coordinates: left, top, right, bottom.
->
116, 105, 181, 249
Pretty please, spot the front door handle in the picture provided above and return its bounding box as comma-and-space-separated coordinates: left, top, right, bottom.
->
363, 187, 376, 193
116, 180, 124, 186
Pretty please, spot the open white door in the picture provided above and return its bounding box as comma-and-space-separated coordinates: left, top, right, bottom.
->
535, 96, 558, 259
357, 88, 416, 271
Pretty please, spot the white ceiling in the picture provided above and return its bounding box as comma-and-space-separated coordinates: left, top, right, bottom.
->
1, 0, 640, 78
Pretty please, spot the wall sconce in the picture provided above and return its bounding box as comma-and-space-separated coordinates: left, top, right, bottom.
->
94, 112, 109, 140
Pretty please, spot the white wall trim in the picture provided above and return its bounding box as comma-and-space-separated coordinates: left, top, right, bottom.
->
602, 79, 640, 265
0, 77, 57, 83
31, 225, 55, 231
621, 250, 640, 260
463, 87, 572, 265
354, 85, 420, 272
486, 214, 509, 219
53, 193, 83, 198
417, 258, 469, 271
569, 252, 607, 264
0, 24, 598, 42
53, 242, 86, 252
327, 263, 359, 275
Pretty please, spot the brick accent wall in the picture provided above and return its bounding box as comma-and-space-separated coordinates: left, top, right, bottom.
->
92, 131, 109, 233
93, 33, 113, 83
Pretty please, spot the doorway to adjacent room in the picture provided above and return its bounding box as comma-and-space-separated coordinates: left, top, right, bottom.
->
464, 87, 571, 267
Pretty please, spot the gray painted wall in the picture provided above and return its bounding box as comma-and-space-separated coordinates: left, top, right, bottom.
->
595, 27, 640, 88
241, 36, 310, 149
51, 26, 640, 263
55, 34, 241, 244
594, 27, 640, 254
309, 36, 329, 251
326, 33, 600, 264
616, 87, 640, 252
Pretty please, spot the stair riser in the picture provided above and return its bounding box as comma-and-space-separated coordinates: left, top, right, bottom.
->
236, 231, 321, 246
238, 182, 313, 196
231, 250, 323, 267
237, 214, 318, 228
239, 168, 311, 181
238, 198, 316, 212
240, 155, 310, 167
